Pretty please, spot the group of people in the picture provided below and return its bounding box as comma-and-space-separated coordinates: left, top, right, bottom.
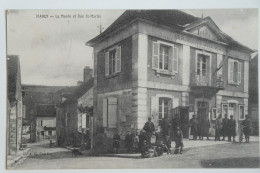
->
190, 113, 252, 143
112, 117, 184, 157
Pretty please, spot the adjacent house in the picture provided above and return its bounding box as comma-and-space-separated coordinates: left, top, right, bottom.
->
7, 55, 23, 155
86, 10, 255, 146
249, 53, 258, 135
56, 67, 93, 148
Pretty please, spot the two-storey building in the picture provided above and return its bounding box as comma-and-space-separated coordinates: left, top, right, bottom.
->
86, 10, 255, 144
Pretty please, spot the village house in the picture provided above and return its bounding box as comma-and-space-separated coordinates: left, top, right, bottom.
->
86, 10, 255, 147
7, 55, 24, 155
56, 67, 93, 148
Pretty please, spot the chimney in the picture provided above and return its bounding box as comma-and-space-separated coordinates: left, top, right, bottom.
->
83, 66, 93, 83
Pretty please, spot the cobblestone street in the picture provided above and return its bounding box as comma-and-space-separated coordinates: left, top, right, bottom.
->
10, 138, 259, 169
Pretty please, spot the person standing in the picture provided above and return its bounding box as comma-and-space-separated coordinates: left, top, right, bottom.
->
227, 115, 236, 142
172, 114, 180, 139
125, 130, 133, 153
241, 115, 252, 143
221, 114, 229, 140
190, 115, 199, 140
215, 114, 222, 141
113, 131, 121, 153
143, 117, 155, 143
174, 126, 184, 154
162, 115, 170, 138
200, 115, 210, 140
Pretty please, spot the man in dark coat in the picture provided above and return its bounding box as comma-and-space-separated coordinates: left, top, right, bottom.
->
200, 115, 210, 140
172, 114, 180, 136
221, 114, 229, 140
162, 115, 171, 138
125, 130, 133, 152
190, 115, 199, 140
215, 114, 222, 141
241, 115, 252, 143
113, 132, 121, 153
227, 115, 236, 142
143, 117, 155, 143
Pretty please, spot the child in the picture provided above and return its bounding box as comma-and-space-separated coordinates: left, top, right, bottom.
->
174, 126, 184, 154
164, 135, 171, 154
113, 132, 120, 153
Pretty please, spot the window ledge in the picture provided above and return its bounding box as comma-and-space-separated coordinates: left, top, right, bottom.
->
228, 82, 240, 86
105, 72, 120, 78
155, 69, 176, 77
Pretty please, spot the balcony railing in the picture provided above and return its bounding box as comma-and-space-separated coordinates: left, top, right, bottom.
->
191, 72, 224, 89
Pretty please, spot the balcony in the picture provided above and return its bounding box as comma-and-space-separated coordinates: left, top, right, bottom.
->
191, 72, 224, 89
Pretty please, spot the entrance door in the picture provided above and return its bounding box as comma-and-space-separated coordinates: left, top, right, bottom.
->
197, 101, 209, 120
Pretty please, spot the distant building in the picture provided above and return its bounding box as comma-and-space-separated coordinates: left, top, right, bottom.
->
249, 53, 258, 135
7, 55, 23, 155
87, 10, 255, 147
35, 104, 57, 140
22, 85, 69, 142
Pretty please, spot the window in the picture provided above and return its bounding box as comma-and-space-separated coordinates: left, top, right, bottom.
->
159, 45, 169, 70
222, 104, 228, 118
197, 54, 208, 76
82, 114, 86, 128
105, 46, 121, 76
228, 59, 242, 84
103, 97, 118, 128
152, 41, 178, 74
211, 108, 217, 120
40, 120, 43, 127
159, 98, 170, 125
229, 103, 236, 118
239, 105, 245, 120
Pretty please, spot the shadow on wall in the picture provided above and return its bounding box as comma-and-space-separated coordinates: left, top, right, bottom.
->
200, 157, 260, 168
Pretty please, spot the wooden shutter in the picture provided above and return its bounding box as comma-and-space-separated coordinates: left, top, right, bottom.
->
168, 46, 173, 72
115, 46, 121, 73
82, 113, 86, 128
108, 97, 117, 128
152, 42, 159, 69
105, 52, 109, 76
151, 96, 159, 127
228, 59, 234, 83
103, 99, 108, 127
238, 62, 242, 84
173, 47, 178, 73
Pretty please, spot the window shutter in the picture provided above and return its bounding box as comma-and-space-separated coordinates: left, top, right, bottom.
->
82, 113, 86, 128
116, 46, 121, 73
152, 42, 159, 69
228, 59, 234, 83
105, 52, 109, 76
238, 62, 242, 84
108, 97, 117, 128
151, 96, 159, 127
173, 47, 179, 73
103, 99, 108, 127
168, 46, 173, 72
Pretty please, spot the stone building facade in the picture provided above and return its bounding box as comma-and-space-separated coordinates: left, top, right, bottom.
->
87, 10, 255, 143
7, 55, 23, 155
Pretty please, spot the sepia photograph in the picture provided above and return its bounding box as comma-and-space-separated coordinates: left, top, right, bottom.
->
5, 8, 259, 169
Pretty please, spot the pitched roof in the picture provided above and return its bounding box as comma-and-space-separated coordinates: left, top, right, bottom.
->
35, 104, 56, 117
61, 78, 93, 106
87, 10, 254, 53
7, 55, 22, 103
87, 10, 198, 45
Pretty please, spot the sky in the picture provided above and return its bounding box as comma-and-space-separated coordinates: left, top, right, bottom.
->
6, 9, 258, 86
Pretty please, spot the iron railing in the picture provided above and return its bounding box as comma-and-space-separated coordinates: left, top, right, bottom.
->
191, 72, 224, 89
